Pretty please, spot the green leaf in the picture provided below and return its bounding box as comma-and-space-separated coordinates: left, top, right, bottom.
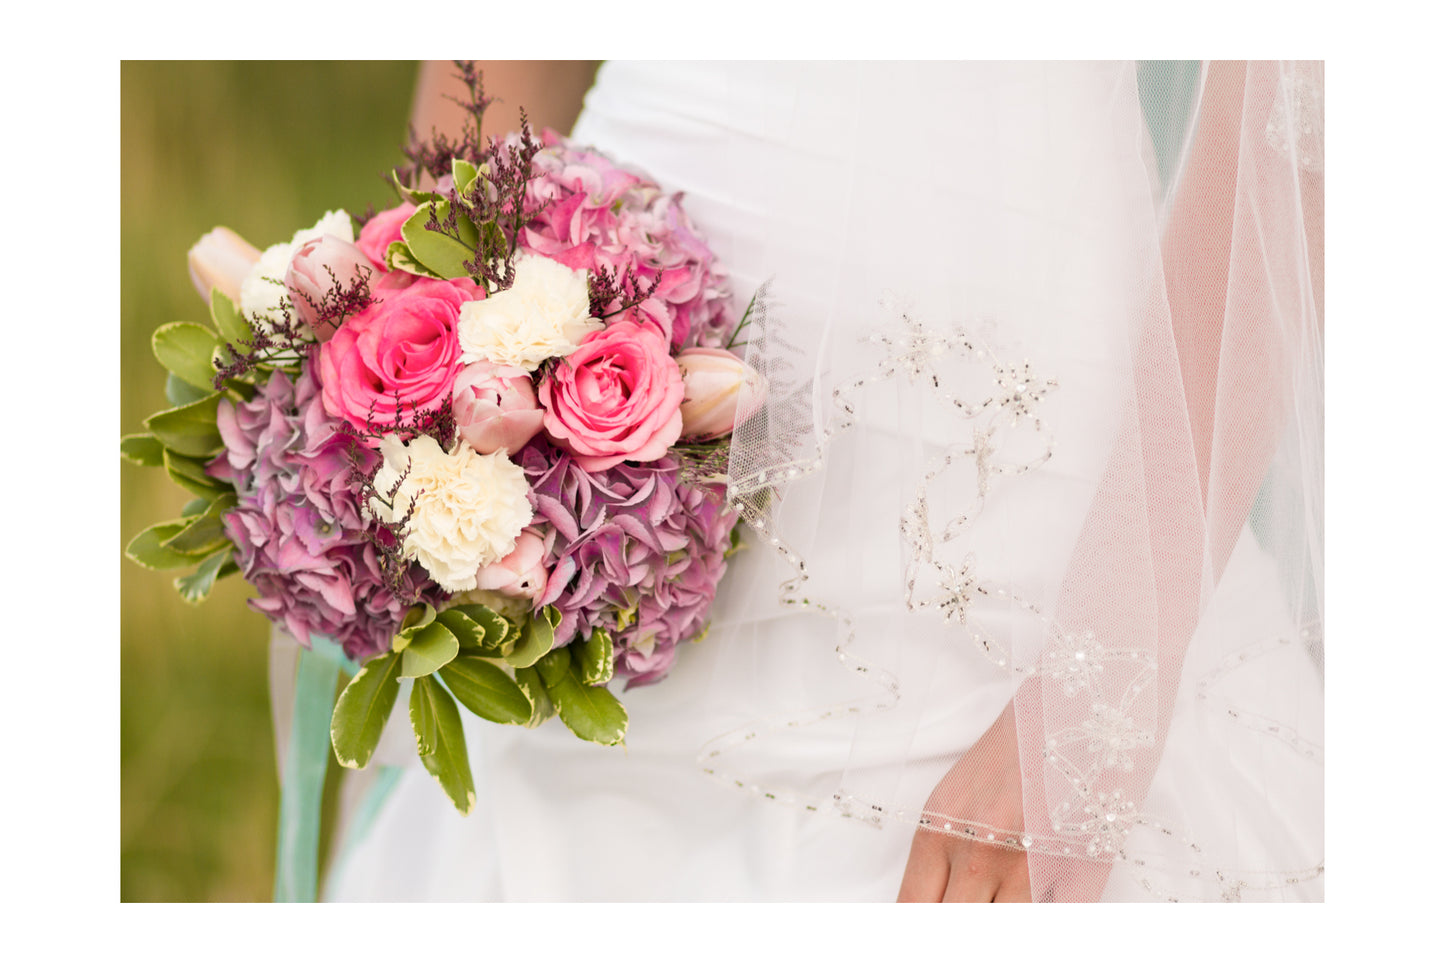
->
119, 434, 165, 467
330, 652, 402, 769
513, 665, 555, 728
452, 158, 478, 196
390, 169, 445, 207
439, 655, 532, 725
383, 240, 443, 279
411, 676, 475, 815
126, 521, 197, 570
174, 548, 236, 604
434, 608, 485, 650
537, 650, 628, 747
166, 371, 213, 408
145, 392, 223, 458
163, 448, 229, 498
181, 498, 209, 517
409, 675, 439, 755
577, 626, 614, 687
392, 602, 437, 651
445, 603, 512, 651
504, 610, 555, 669
161, 493, 237, 556
153, 321, 223, 391
210, 288, 252, 347
401, 201, 480, 281
399, 622, 460, 679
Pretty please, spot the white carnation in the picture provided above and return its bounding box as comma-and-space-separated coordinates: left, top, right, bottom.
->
457, 252, 602, 371
370, 434, 533, 593
239, 209, 355, 329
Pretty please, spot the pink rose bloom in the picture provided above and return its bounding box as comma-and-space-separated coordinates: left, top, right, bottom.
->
356, 202, 417, 269
540, 320, 684, 472
474, 527, 553, 607
318, 277, 483, 431
452, 361, 545, 456
285, 234, 374, 341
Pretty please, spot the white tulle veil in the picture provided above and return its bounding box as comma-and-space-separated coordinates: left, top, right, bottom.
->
705, 60, 1324, 900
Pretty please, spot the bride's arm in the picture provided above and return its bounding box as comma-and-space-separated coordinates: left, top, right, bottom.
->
410, 60, 599, 144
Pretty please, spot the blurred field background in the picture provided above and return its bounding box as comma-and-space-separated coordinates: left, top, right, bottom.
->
120, 61, 420, 901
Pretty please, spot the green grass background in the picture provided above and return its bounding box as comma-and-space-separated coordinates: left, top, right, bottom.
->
120, 61, 421, 901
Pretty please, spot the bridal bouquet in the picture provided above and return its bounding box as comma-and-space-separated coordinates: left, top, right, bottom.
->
122, 64, 762, 814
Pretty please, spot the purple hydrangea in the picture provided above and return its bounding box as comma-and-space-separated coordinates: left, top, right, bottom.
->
520, 441, 736, 687
520, 131, 734, 350
207, 358, 441, 661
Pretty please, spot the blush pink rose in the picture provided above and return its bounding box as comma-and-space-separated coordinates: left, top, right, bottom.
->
539, 320, 684, 472
318, 277, 483, 431
356, 202, 417, 269
474, 528, 553, 607
452, 361, 545, 456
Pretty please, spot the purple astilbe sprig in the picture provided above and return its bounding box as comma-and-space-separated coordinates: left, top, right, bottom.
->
394, 61, 492, 187
588, 262, 662, 321
337, 425, 425, 606
350, 203, 378, 233
289, 263, 376, 341
345, 390, 458, 453
210, 295, 314, 390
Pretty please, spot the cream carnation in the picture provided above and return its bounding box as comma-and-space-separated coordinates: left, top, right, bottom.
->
369, 434, 533, 593
240, 209, 356, 328
457, 252, 601, 371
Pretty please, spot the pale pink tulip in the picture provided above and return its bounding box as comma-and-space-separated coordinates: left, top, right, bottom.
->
285, 234, 374, 341
676, 348, 766, 441
187, 227, 260, 305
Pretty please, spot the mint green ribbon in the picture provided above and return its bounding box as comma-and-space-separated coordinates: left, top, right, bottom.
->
272, 636, 356, 903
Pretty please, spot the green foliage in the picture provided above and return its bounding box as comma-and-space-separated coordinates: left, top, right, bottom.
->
536, 648, 628, 747
400, 201, 479, 280
120, 434, 165, 467
330, 652, 402, 770
578, 627, 614, 687
513, 665, 556, 729
161, 493, 238, 556
439, 656, 532, 725
127, 521, 201, 570
411, 677, 475, 815
175, 549, 238, 604
145, 393, 223, 458
398, 622, 460, 679
505, 605, 560, 669
153, 322, 223, 391
210, 288, 252, 348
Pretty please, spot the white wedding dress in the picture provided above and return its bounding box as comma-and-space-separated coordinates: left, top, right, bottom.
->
324, 61, 1324, 902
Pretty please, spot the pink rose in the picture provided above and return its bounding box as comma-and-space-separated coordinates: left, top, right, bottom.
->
285, 234, 374, 341
452, 362, 545, 456
356, 202, 417, 269
318, 277, 483, 431
474, 528, 553, 607
539, 320, 684, 472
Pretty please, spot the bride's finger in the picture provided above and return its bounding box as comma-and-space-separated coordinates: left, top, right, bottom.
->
896, 833, 949, 902
993, 867, 1032, 903
941, 851, 1002, 902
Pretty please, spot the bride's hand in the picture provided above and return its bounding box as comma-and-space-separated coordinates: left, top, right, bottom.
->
896, 700, 1031, 902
